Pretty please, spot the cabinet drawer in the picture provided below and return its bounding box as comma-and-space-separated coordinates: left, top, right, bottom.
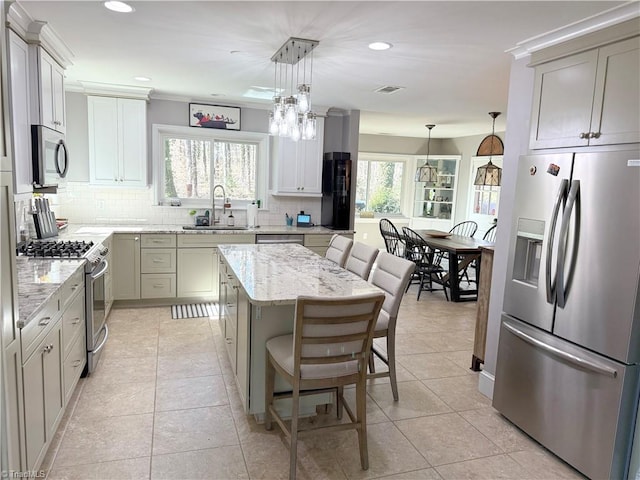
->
141, 248, 176, 273
140, 234, 176, 248
21, 294, 60, 360
62, 291, 85, 358
141, 274, 176, 298
59, 268, 84, 312
63, 333, 86, 403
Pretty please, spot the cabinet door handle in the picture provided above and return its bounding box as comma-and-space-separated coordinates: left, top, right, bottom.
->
72, 359, 83, 367
589, 131, 601, 139
43, 343, 54, 353
579, 132, 589, 139
38, 317, 51, 326
300, 186, 304, 190
152, 258, 164, 263
71, 318, 81, 325
153, 284, 164, 288
135, 237, 140, 241
225, 338, 232, 344
71, 284, 80, 291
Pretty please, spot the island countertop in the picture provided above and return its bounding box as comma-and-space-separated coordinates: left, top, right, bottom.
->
218, 243, 382, 306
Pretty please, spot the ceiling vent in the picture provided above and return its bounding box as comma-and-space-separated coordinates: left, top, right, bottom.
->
374, 85, 404, 94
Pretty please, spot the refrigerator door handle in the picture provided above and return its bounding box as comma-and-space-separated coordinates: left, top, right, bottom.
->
503, 322, 617, 378
545, 179, 568, 304
556, 180, 580, 308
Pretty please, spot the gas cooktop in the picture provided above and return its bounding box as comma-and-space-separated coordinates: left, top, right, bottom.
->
17, 240, 95, 258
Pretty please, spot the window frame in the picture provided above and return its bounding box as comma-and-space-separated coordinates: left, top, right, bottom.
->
356, 152, 413, 218
152, 124, 270, 208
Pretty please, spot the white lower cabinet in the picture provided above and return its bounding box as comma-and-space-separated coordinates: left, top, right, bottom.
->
140, 234, 177, 299
176, 234, 254, 301
177, 248, 218, 299
63, 333, 86, 404
21, 266, 86, 471
113, 234, 141, 300
22, 320, 63, 471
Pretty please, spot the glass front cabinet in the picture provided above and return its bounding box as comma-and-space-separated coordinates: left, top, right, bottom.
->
411, 155, 460, 231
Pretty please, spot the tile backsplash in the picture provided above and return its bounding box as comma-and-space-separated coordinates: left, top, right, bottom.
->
42, 183, 322, 228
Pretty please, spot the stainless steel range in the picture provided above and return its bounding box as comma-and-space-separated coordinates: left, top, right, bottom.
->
18, 239, 110, 374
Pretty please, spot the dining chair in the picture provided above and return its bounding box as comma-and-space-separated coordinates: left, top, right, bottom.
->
379, 218, 405, 258
264, 292, 385, 480
450, 220, 478, 237
402, 227, 448, 300
324, 234, 353, 267
367, 252, 416, 401
483, 224, 497, 242
345, 241, 379, 280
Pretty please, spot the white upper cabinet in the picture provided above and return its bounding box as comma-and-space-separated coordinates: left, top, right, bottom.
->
272, 117, 324, 196
30, 46, 66, 134
7, 30, 33, 193
530, 36, 640, 149
88, 96, 147, 186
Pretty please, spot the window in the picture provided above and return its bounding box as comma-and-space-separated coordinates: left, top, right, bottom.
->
153, 125, 269, 207
356, 154, 406, 215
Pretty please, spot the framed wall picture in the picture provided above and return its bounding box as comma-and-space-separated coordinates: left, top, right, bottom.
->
189, 103, 240, 130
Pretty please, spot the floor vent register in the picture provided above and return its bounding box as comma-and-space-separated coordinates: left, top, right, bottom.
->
171, 303, 217, 319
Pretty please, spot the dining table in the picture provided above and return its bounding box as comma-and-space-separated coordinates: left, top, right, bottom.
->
415, 230, 495, 302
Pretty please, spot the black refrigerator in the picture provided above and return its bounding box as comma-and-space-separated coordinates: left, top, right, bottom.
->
321, 152, 351, 230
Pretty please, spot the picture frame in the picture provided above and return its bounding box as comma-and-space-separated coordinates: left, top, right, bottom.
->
189, 103, 240, 130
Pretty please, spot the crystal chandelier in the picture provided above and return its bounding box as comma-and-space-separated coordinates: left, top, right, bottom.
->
474, 112, 503, 186
415, 124, 439, 182
268, 37, 319, 141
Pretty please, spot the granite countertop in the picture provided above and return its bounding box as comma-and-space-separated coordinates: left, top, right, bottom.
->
59, 224, 352, 242
16, 257, 85, 328
218, 243, 382, 306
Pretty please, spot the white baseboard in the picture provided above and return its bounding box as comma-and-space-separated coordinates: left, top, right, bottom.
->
478, 370, 495, 400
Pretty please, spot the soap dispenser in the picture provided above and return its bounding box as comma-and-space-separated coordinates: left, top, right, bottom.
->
227, 211, 235, 226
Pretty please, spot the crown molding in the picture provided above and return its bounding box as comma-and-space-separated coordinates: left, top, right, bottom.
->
77, 81, 153, 100
507, 1, 640, 59
146, 91, 330, 116
7, 1, 74, 67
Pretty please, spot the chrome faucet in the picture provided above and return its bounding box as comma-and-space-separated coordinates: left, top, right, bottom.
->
212, 184, 227, 224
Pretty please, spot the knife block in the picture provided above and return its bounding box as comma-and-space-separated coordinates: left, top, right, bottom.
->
32, 212, 58, 239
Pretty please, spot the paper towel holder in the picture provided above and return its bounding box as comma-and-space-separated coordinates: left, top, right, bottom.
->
247, 201, 259, 228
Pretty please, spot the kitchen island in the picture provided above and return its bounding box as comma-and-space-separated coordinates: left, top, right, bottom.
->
217, 243, 382, 418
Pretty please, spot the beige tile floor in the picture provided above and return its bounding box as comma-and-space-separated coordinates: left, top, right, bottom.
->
42, 288, 586, 479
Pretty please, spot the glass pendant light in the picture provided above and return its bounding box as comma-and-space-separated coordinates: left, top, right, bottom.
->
290, 116, 302, 142
302, 112, 317, 140
415, 124, 439, 183
474, 112, 503, 186
268, 38, 318, 140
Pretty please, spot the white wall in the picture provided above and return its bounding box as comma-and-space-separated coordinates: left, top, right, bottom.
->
479, 55, 535, 398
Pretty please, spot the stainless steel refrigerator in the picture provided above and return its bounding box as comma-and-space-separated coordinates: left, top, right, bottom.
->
493, 149, 640, 480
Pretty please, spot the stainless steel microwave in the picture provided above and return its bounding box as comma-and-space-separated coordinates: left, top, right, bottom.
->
31, 124, 68, 189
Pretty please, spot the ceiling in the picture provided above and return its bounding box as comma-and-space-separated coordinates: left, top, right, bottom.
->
15, 1, 626, 138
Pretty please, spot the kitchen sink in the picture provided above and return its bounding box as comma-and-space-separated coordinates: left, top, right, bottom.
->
183, 225, 250, 231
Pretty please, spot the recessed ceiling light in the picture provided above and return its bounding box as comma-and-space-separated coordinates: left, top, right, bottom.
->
104, 1, 134, 13
134, 76, 151, 82
210, 93, 225, 97
369, 42, 392, 51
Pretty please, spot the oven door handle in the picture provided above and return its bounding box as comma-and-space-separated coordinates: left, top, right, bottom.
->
91, 259, 109, 280
91, 324, 109, 354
